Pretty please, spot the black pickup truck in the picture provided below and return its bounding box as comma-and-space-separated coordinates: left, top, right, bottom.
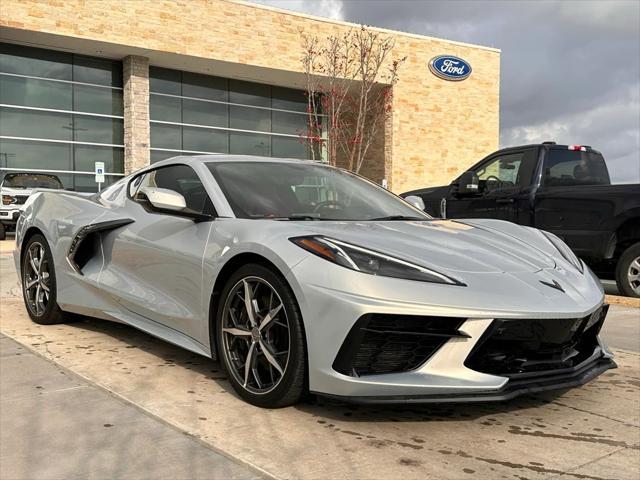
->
403, 142, 640, 297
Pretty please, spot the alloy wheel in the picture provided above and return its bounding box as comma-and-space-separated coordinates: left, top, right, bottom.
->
24, 242, 50, 317
221, 276, 291, 394
628, 255, 640, 296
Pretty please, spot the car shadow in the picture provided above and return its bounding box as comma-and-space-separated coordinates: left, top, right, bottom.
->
64, 316, 566, 423
296, 390, 567, 424
64, 315, 229, 381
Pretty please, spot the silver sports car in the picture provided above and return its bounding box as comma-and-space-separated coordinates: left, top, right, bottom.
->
14, 155, 615, 407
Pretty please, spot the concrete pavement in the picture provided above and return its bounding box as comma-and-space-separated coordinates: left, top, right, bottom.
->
603, 305, 640, 352
0, 333, 263, 480
1, 239, 639, 479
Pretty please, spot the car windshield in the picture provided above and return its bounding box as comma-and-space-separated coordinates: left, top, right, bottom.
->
207, 161, 431, 221
2, 173, 63, 189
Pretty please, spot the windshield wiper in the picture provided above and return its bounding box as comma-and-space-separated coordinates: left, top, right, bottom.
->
368, 215, 427, 221
278, 215, 323, 221
251, 214, 323, 221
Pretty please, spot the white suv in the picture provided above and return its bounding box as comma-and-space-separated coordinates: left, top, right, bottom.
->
0, 173, 64, 240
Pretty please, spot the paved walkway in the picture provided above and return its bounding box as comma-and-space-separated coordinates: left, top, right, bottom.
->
1, 243, 262, 480
0, 333, 263, 480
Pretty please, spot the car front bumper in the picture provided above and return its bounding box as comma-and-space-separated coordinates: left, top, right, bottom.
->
290, 255, 614, 402
319, 353, 616, 404
0, 208, 21, 224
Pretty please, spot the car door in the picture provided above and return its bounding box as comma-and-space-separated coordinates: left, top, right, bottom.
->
99, 163, 215, 343
445, 148, 537, 224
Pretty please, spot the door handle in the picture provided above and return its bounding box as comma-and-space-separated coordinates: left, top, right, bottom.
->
496, 198, 515, 204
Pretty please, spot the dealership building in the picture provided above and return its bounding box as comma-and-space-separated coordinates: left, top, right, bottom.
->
0, 0, 500, 193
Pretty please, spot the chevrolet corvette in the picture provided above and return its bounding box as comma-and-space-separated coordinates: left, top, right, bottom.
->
14, 156, 615, 407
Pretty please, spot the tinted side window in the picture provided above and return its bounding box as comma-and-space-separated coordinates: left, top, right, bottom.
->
475, 149, 536, 191
132, 165, 210, 213
544, 150, 610, 187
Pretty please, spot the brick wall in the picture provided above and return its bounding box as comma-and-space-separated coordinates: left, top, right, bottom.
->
0, 0, 500, 193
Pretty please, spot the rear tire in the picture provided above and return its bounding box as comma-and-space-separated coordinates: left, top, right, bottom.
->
21, 234, 66, 324
616, 242, 640, 298
215, 263, 306, 408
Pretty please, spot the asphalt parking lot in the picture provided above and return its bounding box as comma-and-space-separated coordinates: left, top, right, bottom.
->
1, 239, 639, 479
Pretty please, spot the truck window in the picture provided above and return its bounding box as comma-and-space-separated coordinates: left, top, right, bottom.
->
475, 149, 536, 192
2, 173, 63, 189
543, 150, 610, 187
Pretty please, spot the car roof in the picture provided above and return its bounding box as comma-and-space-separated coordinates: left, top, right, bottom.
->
122, 154, 335, 182
150, 154, 327, 169
496, 143, 601, 154
198, 154, 322, 165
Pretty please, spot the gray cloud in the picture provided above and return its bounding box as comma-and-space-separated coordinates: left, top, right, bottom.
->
256, 0, 640, 183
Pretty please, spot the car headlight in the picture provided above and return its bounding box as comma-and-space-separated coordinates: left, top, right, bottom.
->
2, 195, 15, 205
542, 231, 584, 274
290, 236, 465, 286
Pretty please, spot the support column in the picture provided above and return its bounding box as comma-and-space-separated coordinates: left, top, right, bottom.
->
123, 55, 150, 174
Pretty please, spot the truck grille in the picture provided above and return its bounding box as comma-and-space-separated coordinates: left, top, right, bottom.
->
13, 195, 28, 205
333, 314, 467, 376
465, 305, 608, 377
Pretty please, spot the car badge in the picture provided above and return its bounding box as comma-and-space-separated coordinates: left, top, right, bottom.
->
540, 279, 565, 293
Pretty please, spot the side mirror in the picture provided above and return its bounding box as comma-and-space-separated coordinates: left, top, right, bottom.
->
404, 195, 425, 211
456, 171, 480, 196
141, 187, 186, 212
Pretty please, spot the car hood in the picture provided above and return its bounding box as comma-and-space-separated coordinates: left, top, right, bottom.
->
293, 218, 560, 275
0, 186, 35, 196
0, 186, 64, 196
402, 185, 448, 199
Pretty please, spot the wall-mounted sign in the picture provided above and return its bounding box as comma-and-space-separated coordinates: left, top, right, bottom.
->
428, 55, 472, 81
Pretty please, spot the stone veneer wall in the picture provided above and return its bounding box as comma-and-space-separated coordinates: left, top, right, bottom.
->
123, 56, 150, 174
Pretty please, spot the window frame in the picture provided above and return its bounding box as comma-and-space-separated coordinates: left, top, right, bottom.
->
148, 65, 327, 163
0, 43, 125, 192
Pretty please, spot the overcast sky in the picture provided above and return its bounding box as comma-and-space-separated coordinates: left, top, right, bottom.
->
255, 0, 640, 183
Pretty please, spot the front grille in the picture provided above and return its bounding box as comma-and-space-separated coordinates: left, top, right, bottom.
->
333, 314, 467, 376
13, 195, 28, 205
465, 305, 608, 377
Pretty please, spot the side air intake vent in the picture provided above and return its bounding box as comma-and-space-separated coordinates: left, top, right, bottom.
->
333, 314, 468, 377
67, 219, 134, 274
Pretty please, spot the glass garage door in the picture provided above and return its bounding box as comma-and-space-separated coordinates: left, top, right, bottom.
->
0, 43, 124, 191
149, 67, 323, 163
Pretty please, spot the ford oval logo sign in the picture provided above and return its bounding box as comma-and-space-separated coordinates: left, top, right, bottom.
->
428, 55, 472, 81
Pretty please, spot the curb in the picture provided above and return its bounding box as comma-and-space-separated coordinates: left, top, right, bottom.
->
606, 295, 640, 309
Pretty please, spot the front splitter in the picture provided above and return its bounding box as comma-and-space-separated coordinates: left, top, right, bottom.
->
315, 357, 616, 405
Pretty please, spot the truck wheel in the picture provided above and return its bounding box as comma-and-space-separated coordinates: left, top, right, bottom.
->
0, 223, 5, 241
616, 242, 640, 298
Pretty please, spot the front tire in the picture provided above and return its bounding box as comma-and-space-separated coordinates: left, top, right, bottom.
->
21, 234, 66, 324
0, 223, 6, 241
216, 263, 306, 408
616, 242, 640, 298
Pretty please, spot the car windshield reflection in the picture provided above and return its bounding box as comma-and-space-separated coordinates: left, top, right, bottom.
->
207, 161, 431, 221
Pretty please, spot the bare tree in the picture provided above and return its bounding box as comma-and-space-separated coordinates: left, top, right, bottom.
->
300, 26, 405, 174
